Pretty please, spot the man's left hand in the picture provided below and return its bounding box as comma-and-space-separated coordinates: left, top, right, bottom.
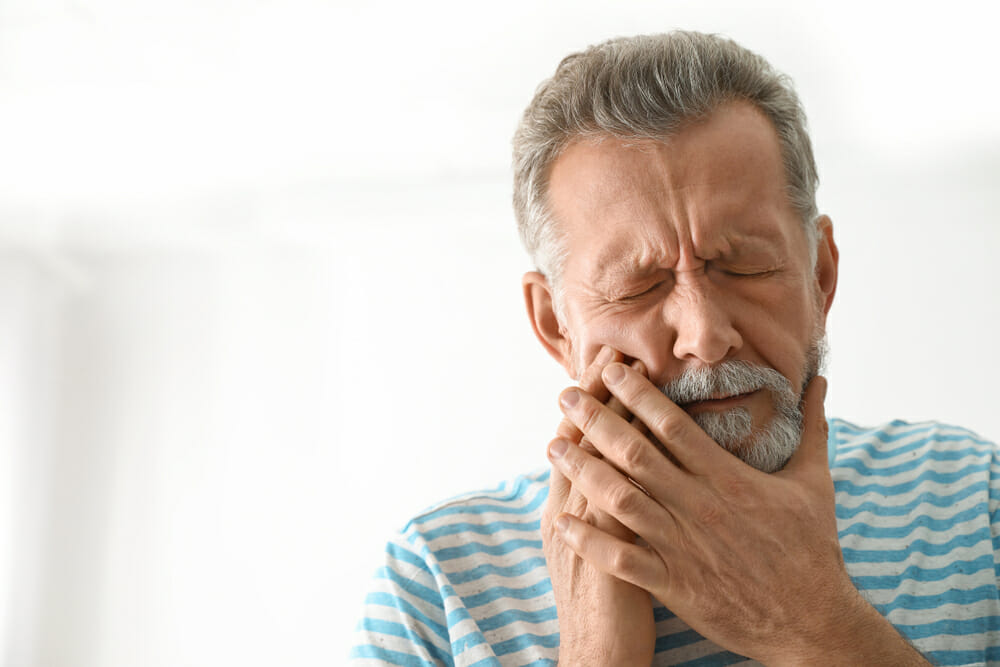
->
547, 365, 930, 666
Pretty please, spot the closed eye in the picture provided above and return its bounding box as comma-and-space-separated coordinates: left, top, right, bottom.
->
722, 269, 775, 277
709, 261, 777, 278
617, 281, 666, 301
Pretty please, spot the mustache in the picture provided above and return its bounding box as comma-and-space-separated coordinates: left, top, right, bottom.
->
659, 360, 795, 406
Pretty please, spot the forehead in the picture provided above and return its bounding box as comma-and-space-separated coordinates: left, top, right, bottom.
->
547, 101, 803, 275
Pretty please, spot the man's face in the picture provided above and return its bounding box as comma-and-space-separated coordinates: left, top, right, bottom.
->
526, 101, 838, 466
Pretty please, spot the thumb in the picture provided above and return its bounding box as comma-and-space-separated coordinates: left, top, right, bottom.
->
781, 375, 829, 477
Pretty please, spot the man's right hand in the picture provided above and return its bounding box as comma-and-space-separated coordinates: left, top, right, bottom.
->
542, 346, 655, 666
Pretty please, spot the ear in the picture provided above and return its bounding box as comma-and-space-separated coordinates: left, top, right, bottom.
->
522, 271, 577, 378
814, 215, 839, 318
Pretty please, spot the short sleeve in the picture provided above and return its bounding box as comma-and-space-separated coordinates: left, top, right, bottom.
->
349, 532, 455, 666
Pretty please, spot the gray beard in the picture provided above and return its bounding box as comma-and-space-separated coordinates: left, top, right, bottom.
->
659, 335, 828, 473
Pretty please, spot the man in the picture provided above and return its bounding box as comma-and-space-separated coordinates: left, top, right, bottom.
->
351, 31, 1000, 665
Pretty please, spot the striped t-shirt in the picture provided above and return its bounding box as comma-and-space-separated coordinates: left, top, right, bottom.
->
350, 419, 1000, 666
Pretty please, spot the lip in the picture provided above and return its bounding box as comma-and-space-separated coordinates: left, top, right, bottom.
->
681, 389, 759, 413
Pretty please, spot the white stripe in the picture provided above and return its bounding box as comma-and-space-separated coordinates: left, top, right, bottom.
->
885, 598, 1000, 627
835, 490, 989, 532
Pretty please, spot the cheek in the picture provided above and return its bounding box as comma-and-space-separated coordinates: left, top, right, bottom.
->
566, 308, 667, 370
745, 294, 821, 384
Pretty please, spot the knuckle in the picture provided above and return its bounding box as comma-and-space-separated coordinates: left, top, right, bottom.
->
577, 400, 602, 434
616, 434, 645, 469
655, 411, 688, 444
694, 498, 725, 526
578, 437, 599, 456
609, 546, 637, 574
716, 474, 750, 500
563, 449, 585, 478
606, 483, 641, 515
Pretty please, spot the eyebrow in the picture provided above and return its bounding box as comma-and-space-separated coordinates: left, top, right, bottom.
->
589, 230, 784, 282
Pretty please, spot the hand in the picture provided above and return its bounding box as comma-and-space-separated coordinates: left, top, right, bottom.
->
542, 347, 655, 666
549, 368, 930, 666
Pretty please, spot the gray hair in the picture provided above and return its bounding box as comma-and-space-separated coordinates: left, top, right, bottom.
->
512, 31, 820, 316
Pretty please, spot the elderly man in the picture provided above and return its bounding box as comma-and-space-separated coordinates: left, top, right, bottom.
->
350, 32, 1000, 666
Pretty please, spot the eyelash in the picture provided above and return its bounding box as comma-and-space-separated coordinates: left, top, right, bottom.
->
619, 283, 664, 301
721, 269, 774, 277
618, 267, 775, 300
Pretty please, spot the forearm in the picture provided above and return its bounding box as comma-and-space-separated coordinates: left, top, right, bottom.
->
769, 590, 931, 667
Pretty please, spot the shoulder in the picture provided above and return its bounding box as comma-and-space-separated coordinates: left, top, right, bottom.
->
350, 470, 554, 665
405, 469, 550, 529
398, 468, 550, 555
828, 417, 995, 468
829, 419, 1000, 505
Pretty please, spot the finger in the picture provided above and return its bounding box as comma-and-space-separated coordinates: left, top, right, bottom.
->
548, 436, 666, 535
779, 375, 830, 478
601, 362, 731, 475
555, 345, 623, 443
554, 512, 664, 590
558, 383, 687, 502
551, 346, 622, 506
546, 455, 572, 510
579, 359, 646, 455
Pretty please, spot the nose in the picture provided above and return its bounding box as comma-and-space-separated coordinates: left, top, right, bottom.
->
669, 284, 742, 365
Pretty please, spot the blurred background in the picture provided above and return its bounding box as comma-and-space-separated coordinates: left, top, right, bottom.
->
1, 1, 998, 665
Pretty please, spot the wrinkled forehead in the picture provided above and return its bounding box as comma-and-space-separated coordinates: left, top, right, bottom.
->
547, 103, 803, 273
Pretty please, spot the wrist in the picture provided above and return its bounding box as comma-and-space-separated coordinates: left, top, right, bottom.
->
768, 589, 929, 667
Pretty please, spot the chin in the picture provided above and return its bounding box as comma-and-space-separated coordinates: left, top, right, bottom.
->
693, 407, 802, 473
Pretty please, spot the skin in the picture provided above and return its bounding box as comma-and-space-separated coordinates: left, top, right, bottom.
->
522, 102, 930, 665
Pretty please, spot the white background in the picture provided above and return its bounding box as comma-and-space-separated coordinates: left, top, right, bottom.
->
2, 1, 998, 665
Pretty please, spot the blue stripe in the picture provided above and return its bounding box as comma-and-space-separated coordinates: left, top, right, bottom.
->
833, 422, 943, 447
836, 484, 992, 519
838, 503, 990, 540
412, 474, 542, 521
473, 605, 558, 633
445, 556, 548, 585
894, 614, 1000, 639
878, 584, 1000, 612
349, 642, 439, 666
833, 419, 937, 439
461, 580, 553, 609
924, 648, 1000, 666
654, 605, 676, 622
465, 658, 504, 667
378, 565, 445, 608
449, 629, 488, 656
363, 592, 449, 642
409, 485, 548, 525
359, 618, 454, 666
422, 519, 541, 541
654, 629, 704, 652
842, 527, 994, 563
673, 651, 751, 666
833, 463, 991, 497
835, 433, 993, 460
833, 446, 989, 476
850, 554, 997, 589
492, 632, 560, 656
434, 539, 543, 562
833, 420, 989, 448
387, 541, 436, 577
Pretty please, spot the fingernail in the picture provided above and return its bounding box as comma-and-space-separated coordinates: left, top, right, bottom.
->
596, 346, 613, 364
549, 439, 568, 459
603, 363, 625, 385
555, 515, 570, 532
560, 389, 580, 409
